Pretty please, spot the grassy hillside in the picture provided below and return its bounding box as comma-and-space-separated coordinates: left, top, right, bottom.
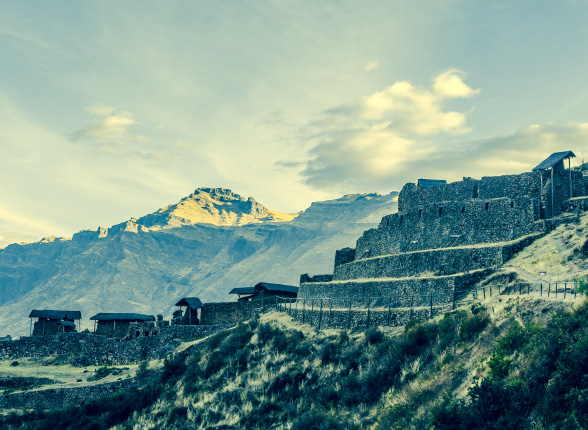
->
3, 293, 588, 429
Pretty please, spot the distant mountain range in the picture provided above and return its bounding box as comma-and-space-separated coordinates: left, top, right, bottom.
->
0, 188, 398, 336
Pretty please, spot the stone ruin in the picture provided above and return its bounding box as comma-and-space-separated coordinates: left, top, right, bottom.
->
299, 151, 588, 307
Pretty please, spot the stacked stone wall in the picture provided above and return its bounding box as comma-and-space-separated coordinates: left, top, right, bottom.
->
0, 324, 231, 365
334, 247, 356, 268
478, 172, 541, 201
300, 274, 334, 284
200, 301, 273, 325
336, 234, 539, 280
355, 197, 537, 259
0, 379, 140, 411
398, 178, 478, 212
287, 306, 445, 330
298, 270, 489, 307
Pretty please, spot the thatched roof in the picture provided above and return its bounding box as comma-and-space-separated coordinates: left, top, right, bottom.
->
229, 287, 255, 295
89, 313, 155, 322
417, 179, 447, 189
254, 282, 298, 294
175, 297, 204, 309
28, 310, 82, 320
532, 151, 576, 171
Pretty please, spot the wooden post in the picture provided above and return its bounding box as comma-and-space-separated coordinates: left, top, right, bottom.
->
451, 284, 456, 310
490, 285, 492, 297
541, 283, 543, 296
528, 283, 530, 295
569, 157, 573, 198
302, 299, 306, 324
551, 167, 554, 219
548, 283, 551, 297
387, 297, 392, 326
329, 300, 333, 323
556, 283, 558, 298
564, 283, 567, 299
409, 295, 414, 321
483, 287, 486, 300
249, 299, 253, 319
43, 318, 46, 335
366, 299, 371, 328
347, 299, 352, 329
311, 300, 314, 325
575, 283, 577, 299
318, 299, 323, 330
430, 291, 433, 319
263, 297, 266, 313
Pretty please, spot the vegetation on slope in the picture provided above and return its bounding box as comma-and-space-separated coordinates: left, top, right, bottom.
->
3, 297, 588, 429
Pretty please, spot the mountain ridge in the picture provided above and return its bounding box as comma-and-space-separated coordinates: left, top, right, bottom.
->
0, 188, 399, 336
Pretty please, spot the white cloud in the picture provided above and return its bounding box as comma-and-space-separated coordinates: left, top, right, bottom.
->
70, 109, 137, 142
433, 69, 480, 99
298, 69, 480, 190
365, 60, 379, 71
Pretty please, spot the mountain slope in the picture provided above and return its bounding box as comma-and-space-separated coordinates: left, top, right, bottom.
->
0, 189, 398, 336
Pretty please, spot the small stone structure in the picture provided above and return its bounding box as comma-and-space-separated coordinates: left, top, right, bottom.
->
300, 151, 586, 309
28, 310, 82, 336
90, 313, 156, 338
173, 297, 203, 325
228, 282, 298, 301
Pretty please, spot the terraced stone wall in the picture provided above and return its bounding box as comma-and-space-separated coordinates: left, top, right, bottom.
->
0, 324, 231, 365
298, 271, 490, 307
354, 197, 538, 259
336, 234, 539, 280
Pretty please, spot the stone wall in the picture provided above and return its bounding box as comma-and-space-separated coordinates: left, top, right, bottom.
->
298, 270, 490, 307
286, 306, 447, 330
334, 247, 356, 268
477, 172, 541, 201
398, 178, 478, 212
335, 234, 540, 280
200, 301, 274, 325
355, 197, 538, 258
0, 378, 140, 411
0, 324, 231, 365
300, 274, 334, 284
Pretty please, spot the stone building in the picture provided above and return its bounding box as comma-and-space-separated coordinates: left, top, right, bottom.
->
228, 282, 298, 301
90, 313, 155, 338
299, 151, 586, 307
28, 310, 82, 336
173, 297, 203, 325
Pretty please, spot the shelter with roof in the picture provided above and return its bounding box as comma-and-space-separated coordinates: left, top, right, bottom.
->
90, 313, 155, 338
532, 151, 577, 218
172, 297, 203, 325
28, 310, 81, 336
229, 282, 298, 301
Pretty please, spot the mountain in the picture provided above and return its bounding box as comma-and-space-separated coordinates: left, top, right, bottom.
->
0, 188, 398, 336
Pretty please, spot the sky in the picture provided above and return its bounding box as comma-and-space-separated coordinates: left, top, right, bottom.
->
2, 0, 588, 247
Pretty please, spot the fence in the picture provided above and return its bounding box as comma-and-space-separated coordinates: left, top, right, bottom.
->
465, 281, 583, 303
264, 293, 457, 330
253, 280, 585, 330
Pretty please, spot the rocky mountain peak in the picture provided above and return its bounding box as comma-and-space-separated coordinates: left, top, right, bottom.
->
135, 187, 296, 229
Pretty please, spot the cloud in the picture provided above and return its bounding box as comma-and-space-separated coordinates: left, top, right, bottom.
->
365, 60, 379, 71
70, 109, 137, 142
433, 69, 481, 99
298, 69, 480, 190
307, 121, 588, 192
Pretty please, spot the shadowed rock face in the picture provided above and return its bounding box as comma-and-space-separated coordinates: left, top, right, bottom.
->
0, 189, 398, 337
